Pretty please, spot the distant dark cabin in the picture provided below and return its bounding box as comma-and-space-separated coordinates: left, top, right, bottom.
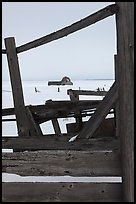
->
48, 76, 73, 86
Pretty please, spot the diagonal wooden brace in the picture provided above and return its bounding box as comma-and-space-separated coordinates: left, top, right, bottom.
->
78, 82, 118, 139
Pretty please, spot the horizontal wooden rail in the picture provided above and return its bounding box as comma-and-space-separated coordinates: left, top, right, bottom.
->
2, 118, 16, 122
2, 49, 6, 54
2, 4, 117, 54
2, 148, 121, 176
2, 136, 119, 151
2, 100, 101, 116
2, 182, 123, 202
67, 89, 107, 96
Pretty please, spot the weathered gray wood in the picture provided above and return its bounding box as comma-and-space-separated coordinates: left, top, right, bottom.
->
67, 89, 79, 101
48, 80, 73, 86
2, 49, 6, 54
68, 88, 83, 131
2, 100, 101, 116
5, 37, 43, 137
67, 89, 107, 97
2, 182, 123, 202
114, 54, 119, 137
2, 136, 119, 152
2, 149, 121, 176
67, 118, 115, 137
2, 108, 15, 116
2, 100, 101, 127
78, 82, 117, 138
25, 106, 43, 136
2, 107, 113, 127
51, 118, 61, 135
9, 4, 117, 54
4, 37, 31, 137
2, 118, 16, 122
115, 2, 134, 202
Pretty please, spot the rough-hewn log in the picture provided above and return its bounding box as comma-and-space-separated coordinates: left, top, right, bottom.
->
4, 37, 31, 137
4, 37, 43, 137
2, 100, 101, 116
78, 82, 117, 138
2, 149, 121, 176
2, 182, 123, 202
115, 2, 134, 202
2, 136, 119, 152
5, 4, 117, 54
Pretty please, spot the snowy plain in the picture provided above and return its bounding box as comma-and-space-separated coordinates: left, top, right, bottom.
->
2, 79, 121, 183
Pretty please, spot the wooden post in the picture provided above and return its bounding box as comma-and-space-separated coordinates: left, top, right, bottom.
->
114, 55, 119, 137
68, 89, 79, 101
51, 118, 61, 135
68, 90, 83, 131
115, 2, 134, 202
25, 107, 43, 136
4, 37, 42, 137
78, 82, 117, 139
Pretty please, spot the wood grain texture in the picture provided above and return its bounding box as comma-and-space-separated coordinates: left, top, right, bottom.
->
2, 136, 119, 151
2, 182, 123, 202
4, 37, 30, 137
2, 149, 121, 176
116, 2, 134, 201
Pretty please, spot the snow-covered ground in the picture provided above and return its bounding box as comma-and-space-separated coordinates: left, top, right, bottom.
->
2, 79, 121, 183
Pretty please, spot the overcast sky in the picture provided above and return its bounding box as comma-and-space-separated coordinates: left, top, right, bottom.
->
2, 2, 116, 81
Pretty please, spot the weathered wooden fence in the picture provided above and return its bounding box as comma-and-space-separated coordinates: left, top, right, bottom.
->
2, 2, 134, 202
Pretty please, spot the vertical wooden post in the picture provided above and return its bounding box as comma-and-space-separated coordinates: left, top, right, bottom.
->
114, 54, 119, 137
51, 118, 61, 135
115, 2, 134, 202
68, 90, 83, 131
4, 37, 42, 137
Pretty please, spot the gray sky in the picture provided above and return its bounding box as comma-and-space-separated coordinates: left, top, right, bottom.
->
2, 2, 116, 81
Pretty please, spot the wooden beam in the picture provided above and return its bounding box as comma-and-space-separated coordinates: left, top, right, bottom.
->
4, 37, 42, 137
114, 54, 119, 137
2, 108, 15, 116
2, 100, 101, 116
68, 88, 83, 131
67, 89, 107, 97
67, 118, 115, 137
2, 118, 16, 122
2, 149, 121, 176
2, 136, 119, 151
67, 89, 79, 101
51, 118, 61, 135
4, 37, 31, 137
2, 49, 6, 54
25, 107, 43, 136
11, 4, 117, 54
2, 182, 123, 202
78, 82, 117, 138
2, 100, 101, 127
115, 2, 134, 202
